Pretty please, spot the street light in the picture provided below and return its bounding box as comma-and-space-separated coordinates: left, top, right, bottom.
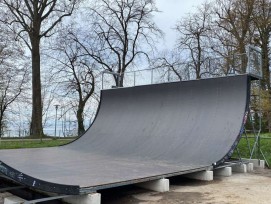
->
54, 104, 60, 138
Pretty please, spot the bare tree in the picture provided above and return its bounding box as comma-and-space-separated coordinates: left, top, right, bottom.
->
252, 0, 271, 132
151, 50, 190, 81
252, 0, 271, 90
213, 0, 271, 132
175, 2, 213, 79
0, 26, 29, 136
213, 0, 255, 73
41, 73, 58, 132
51, 32, 96, 136
73, 0, 162, 87
0, 0, 80, 137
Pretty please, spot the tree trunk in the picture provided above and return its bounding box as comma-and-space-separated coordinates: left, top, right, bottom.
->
268, 111, 271, 133
30, 37, 43, 137
119, 73, 124, 87
112, 72, 124, 87
77, 102, 85, 136
196, 66, 201, 79
0, 112, 3, 137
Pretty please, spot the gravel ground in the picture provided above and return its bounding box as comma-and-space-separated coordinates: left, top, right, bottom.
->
0, 192, 13, 204
1, 167, 271, 204
102, 167, 271, 204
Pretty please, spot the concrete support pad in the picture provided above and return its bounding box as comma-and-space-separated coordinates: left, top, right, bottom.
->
232, 164, 247, 173
214, 167, 232, 177
246, 163, 254, 172
62, 193, 101, 204
242, 159, 265, 168
4, 195, 26, 204
259, 160, 265, 168
185, 170, 213, 181
136, 178, 169, 192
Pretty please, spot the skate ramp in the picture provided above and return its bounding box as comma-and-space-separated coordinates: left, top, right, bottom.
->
0, 75, 250, 194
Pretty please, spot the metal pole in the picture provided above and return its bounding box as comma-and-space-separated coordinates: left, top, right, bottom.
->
133, 71, 136, 86
247, 46, 251, 74
69, 112, 71, 134
101, 72, 104, 90
167, 67, 170, 82
151, 68, 154, 84
258, 80, 262, 160
232, 54, 235, 75
54, 104, 59, 138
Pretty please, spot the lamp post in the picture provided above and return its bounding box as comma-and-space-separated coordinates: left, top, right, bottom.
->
54, 104, 60, 138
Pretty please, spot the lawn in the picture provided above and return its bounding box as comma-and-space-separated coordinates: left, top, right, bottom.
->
232, 134, 271, 167
0, 138, 75, 149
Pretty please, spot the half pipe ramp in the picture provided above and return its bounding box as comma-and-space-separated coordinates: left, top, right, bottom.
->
0, 74, 250, 194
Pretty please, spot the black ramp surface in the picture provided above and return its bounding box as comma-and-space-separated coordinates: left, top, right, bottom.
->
0, 75, 250, 195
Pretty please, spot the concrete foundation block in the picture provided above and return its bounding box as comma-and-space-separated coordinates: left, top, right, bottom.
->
62, 193, 101, 204
214, 167, 232, 177
4, 195, 26, 204
260, 160, 265, 168
136, 178, 169, 192
242, 159, 265, 168
246, 163, 254, 172
232, 164, 247, 173
185, 170, 213, 181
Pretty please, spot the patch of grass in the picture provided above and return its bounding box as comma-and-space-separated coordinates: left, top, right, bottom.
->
232, 136, 271, 166
0, 139, 74, 149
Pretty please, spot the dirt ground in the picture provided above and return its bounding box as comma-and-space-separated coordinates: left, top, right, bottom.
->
102, 167, 271, 204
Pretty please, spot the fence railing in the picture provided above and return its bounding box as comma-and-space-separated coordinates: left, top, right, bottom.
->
102, 45, 262, 89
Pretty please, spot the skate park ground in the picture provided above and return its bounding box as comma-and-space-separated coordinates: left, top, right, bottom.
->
100, 167, 271, 204
0, 167, 270, 203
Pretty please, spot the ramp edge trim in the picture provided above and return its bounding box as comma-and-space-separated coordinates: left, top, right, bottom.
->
80, 165, 212, 193
0, 161, 80, 195
215, 75, 250, 166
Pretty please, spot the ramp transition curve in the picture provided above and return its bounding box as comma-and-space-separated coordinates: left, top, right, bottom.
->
0, 75, 250, 194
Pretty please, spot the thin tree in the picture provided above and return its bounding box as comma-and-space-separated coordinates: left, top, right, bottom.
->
151, 50, 189, 81
252, 0, 271, 132
0, 23, 29, 137
0, 67, 28, 137
51, 33, 96, 136
213, 0, 255, 73
73, 0, 162, 87
0, 0, 79, 137
175, 2, 213, 79
252, 0, 271, 90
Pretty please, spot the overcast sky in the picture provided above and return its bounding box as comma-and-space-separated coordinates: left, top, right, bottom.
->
154, 0, 206, 49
